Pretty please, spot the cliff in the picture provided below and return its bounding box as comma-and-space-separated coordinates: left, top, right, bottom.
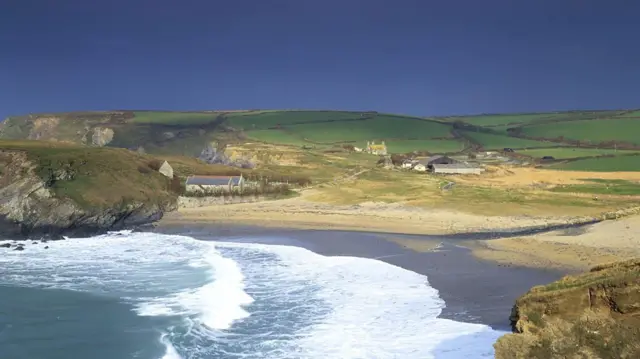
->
0, 140, 179, 238
494, 259, 640, 359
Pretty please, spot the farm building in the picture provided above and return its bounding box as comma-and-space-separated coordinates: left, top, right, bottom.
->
401, 160, 416, 169
366, 141, 388, 155
423, 155, 456, 166
431, 164, 485, 175
185, 175, 246, 194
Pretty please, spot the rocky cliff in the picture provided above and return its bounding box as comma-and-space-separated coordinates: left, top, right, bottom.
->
0, 142, 178, 239
494, 259, 640, 359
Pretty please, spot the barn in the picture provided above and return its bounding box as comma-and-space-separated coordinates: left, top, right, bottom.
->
185, 175, 245, 194
431, 163, 485, 175
412, 155, 456, 171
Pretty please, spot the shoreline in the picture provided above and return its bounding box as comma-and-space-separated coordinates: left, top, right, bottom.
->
160, 195, 640, 272
153, 223, 566, 331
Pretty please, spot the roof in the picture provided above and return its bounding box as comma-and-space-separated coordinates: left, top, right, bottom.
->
418, 155, 449, 165
432, 163, 478, 169
185, 175, 243, 186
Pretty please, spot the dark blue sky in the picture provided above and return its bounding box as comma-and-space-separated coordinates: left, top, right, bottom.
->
1, 0, 639, 119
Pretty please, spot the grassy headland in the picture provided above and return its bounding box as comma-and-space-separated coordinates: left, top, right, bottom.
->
494, 259, 640, 359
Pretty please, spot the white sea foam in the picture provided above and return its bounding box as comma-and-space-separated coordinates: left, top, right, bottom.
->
217, 241, 505, 359
0, 231, 254, 334
0, 232, 506, 359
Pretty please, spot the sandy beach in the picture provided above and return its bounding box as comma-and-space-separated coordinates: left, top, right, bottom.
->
467, 214, 640, 270
163, 191, 582, 236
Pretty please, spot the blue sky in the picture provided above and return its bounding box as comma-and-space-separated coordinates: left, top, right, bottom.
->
1, 0, 639, 119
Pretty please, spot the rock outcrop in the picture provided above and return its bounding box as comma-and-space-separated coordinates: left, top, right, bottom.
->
494, 259, 640, 359
91, 127, 114, 146
198, 143, 255, 169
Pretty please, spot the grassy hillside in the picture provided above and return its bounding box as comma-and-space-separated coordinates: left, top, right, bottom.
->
520, 118, 640, 145
0, 140, 309, 209
460, 131, 552, 149
516, 148, 640, 159
551, 154, 640, 172
1, 109, 640, 165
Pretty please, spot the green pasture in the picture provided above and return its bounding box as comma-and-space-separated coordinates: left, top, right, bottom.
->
517, 148, 639, 159
225, 110, 364, 130
384, 139, 464, 154
283, 116, 452, 143
521, 118, 640, 145
461, 131, 552, 149
131, 111, 220, 125
551, 155, 640, 172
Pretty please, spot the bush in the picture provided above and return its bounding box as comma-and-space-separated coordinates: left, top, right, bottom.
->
137, 165, 152, 174
168, 176, 185, 195
147, 159, 164, 171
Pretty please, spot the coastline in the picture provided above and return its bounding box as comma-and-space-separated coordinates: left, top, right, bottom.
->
160, 195, 640, 272
153, 223, 565, 331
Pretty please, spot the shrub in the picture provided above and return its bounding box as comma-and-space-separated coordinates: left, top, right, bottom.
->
137, 165, 152, 174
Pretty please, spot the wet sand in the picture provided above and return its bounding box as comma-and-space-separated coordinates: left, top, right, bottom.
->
153, 223, 564, 331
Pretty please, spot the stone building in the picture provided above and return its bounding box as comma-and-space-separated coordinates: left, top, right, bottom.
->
366, 141, 388, 155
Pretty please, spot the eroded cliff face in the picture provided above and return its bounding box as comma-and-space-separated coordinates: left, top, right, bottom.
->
494, 259, 640, 359
0, 150, 174, 239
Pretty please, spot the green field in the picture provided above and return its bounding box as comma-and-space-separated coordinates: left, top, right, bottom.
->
225, 110, 364, 130
245, 129, 309, 146
614, 110, 640, 118
552, 155, 640, 171
517, 148, 639, 159
131, 111, 220, 125
280, 116, 452, 143
461, 131, 552, 149
443, 113, 561, 126
244, 119, 459, 153
383, 139, 464, 153
520, 118, 640, 145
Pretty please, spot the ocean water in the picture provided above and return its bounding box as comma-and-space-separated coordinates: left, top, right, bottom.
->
0, 231, 505, 359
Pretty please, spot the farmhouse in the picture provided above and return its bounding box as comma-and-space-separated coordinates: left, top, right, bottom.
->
431, 163, 485, 175
185, 175, 245, 194
366, 141, 388, 155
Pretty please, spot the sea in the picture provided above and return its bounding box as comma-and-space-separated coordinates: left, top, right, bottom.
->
0, 231, 505, 359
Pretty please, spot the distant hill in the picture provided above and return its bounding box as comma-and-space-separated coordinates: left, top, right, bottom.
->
2, 109, 640, 171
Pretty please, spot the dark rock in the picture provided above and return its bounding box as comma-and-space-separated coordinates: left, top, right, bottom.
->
44, 246, 49, 249
13, 245, 24, 251
32, 241, 38, 244
0, 243, 11, 248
